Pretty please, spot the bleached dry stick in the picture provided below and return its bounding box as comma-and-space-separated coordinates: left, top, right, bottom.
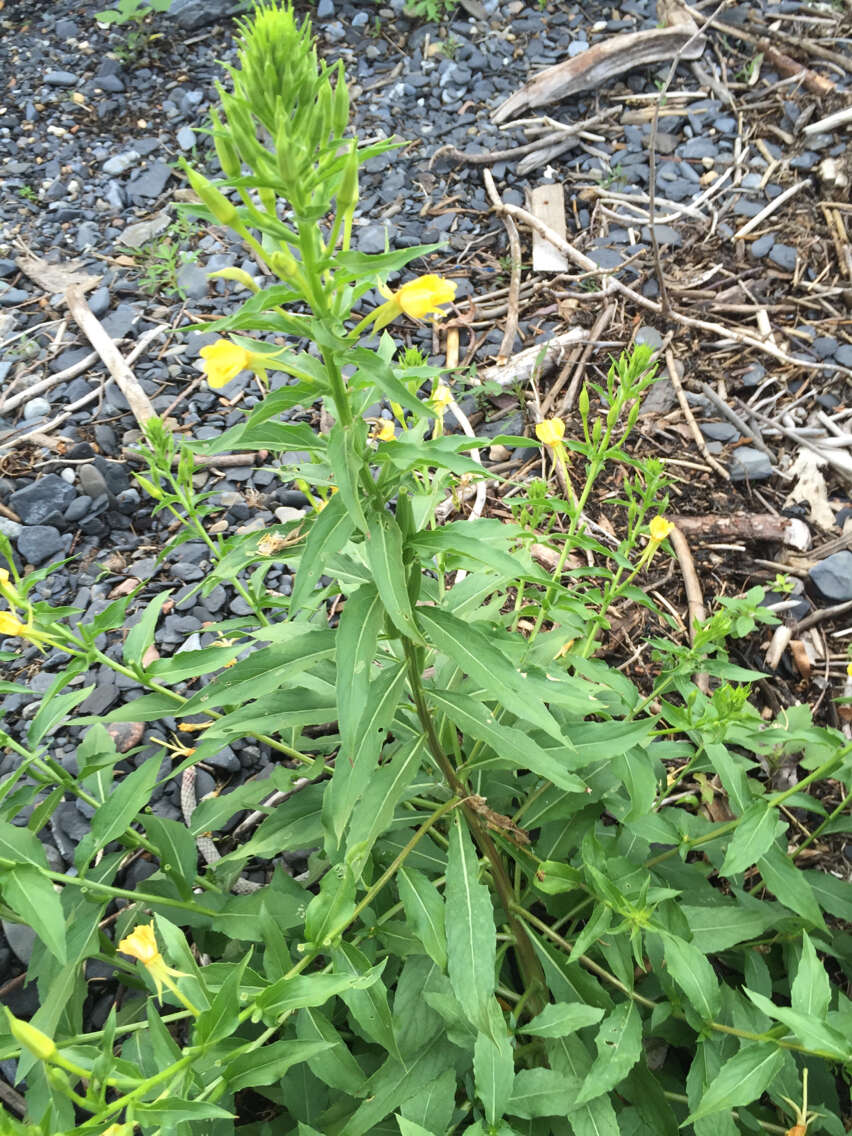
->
65, 286, 157, 428
733, 179, 811, 240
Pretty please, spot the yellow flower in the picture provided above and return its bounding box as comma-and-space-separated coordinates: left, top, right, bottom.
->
535, 418, 565, 448
649, 516, 674, 543
118, 922, 188, 1002
199, 340, 252, 389
372, 275, 457, 330
373, 420, 396, 442
0, 611, 27, 637
431, 384, 452, 413
847, 662, 852, 678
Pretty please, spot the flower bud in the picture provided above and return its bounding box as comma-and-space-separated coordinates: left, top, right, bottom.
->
337, 146, 359, 215
208, 266, 259, 293
578, 385, 589, 422
6, 1011, 57, 1062
183, 165, 238, 227
332, 65, 350, 136
267, 248, 299, 279
210, 108, 241, 179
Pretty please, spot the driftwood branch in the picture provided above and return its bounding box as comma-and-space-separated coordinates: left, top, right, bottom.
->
493, 26, 705, 123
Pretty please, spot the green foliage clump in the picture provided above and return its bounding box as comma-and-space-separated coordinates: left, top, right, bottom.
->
0, 3, 850, 1134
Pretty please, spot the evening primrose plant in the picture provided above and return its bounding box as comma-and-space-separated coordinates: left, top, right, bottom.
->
0, 3, 850, 1133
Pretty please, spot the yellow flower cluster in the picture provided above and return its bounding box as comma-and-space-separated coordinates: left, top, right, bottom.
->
199, 340, 253, 389
535, 418, 565, 448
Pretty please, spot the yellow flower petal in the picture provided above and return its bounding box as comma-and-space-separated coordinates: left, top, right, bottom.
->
431, 383, 452, 412
396, 275, 457, 319
649, 516, 674, 543
118, 922, 160, 966
199, 340, 252, 389
0, 611, 27, 637
847, 661, 852, 678
535, 418, 565, 447
373, 420, 396, 442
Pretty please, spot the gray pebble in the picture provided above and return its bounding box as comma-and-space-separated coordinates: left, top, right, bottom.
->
176, 261, 209, 300
809, 551, 852, 603
22, 397, 51, 420
103, 150, 140, 176
635, 325, 663, 351
17, 525, 66, 566
729, 446, 772, 482
835, 345, 852, 368
44, 70, 77, 86
88, 286, 111, 318
769, 244, 797, 272
749, 234, 774, 260
78, 465, 110, 501
176, 125, 197, 151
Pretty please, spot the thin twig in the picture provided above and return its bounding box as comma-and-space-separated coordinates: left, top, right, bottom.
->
483, 169, 521, 364
665, 348, 731, 481
732, 179, 811, 240
697, 381, 774, 461
670, 523, 710, 694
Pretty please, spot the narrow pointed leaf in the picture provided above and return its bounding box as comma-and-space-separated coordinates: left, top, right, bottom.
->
687, 1043, 786, 1123
364, 510, 425, 644
445, 813, 495, 1034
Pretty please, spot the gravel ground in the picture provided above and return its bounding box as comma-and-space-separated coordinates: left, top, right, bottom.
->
1, 0, 851, 1020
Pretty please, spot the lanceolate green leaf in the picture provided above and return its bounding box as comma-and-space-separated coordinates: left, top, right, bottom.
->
290, 491, 355, 611
428, 689, 585, 793
687, 1043, 786, 1123
758, 845, 825, 927
575, 1000, 642, 1105
295, 1007, 366, 1094
336, 583, 384, 756
398, 867, 447, 970
521, 1002, 605, 1038
474, 1018, 515, 1127
364, 510, 425, 644
660, 934, 721, 1021
790, 931, 831, 1017
225, 1039, 333, 1092
333, 942, 399, 1059
416, 607, 564, 741
77, 752, 163, 867
328, 422, 369, 533
445, 812, 495, 1035
1, 867, 66, 964
719, 802, 786, 877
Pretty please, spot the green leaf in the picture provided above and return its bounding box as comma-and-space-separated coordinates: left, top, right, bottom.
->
340, 1032, 450, 1136
474, 1012, 514, 1126
194, 953, 250, 1046
364, 510, 425, 644
521, 1002, 605, 1038
719, 803, 786, 877
429, 689, 585, 793
575, 1000, 642, 1105
548, 1034, 620, 1136
790, 931, 831, 1017
140, 814, 197, 895
134, 1098, 235, 1124
225, 1039, 332, 1092
396, 1120, 439, 1136
416, 607, 564, 741
124, 589, 171, 670
508, 1068, 579, 1118
681, 902, 779, 953
290, 492, 355, 611
398, 867, 446, 971
742, 988, 848, 1059
336, 583, 384, 757
333, 942, 399, 1059
256, 969, 383, 1019
77, 752, 163, 866
758, 846, 825, 927
325, 659, 406, 842
0, 820, 50, 870
28, 683, 94, 747
409, 519, 546, 581
661, 934, 721, 1021
687, 1042, 786, 1123
304, 864, 356, 949
328, 423, 369, 533
445, 813, 495, 1034
349, 346, 430, 419
1, 867, 66, 964
345, 735, 424, 870
296, 1007, 366, 1094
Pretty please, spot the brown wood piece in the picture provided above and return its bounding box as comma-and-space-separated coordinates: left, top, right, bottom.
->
758, 41, 835, 97
493, 27, 706, 122
669, 513, 801, 544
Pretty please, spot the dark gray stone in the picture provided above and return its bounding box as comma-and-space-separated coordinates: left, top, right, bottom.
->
729, 447, 772, 482
835, 345, 852, 368
78, 682, 120, 716
750, 234, 774, 259
809, 551, 852, 603
169, 0, 234, 30
17, 525, 65, 565
700, 421, 740, 443
176, 262, 209, 299
126, 161, 173, 199
44, 70, 77, 87
10, 475, 75, 525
